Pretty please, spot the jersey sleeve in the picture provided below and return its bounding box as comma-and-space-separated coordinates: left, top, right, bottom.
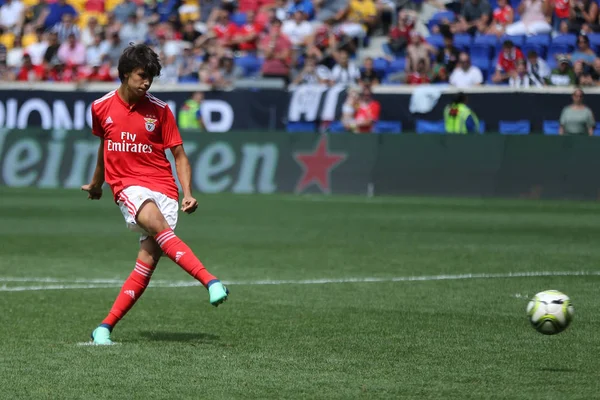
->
162, 105, 184, 149
91, 104, 105, 138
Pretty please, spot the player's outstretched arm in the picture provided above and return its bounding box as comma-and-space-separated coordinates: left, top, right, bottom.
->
171, 144, 198, 214
81, 139, 105, 200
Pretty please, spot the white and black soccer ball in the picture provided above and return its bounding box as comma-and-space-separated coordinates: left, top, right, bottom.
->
526, 290, 574, 335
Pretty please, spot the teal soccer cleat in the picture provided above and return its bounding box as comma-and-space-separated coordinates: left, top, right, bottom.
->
207, 280, 229, 307
91, 324, 114, 345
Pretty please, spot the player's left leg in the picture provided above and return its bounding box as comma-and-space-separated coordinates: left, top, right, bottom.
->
91, 238, 162, 345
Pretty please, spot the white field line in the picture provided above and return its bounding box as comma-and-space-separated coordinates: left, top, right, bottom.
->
0, 271, 598, 292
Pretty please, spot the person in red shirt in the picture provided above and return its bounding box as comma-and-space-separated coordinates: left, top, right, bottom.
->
82, 44, 229, 345
351, 86, 381, 133
552, 0, 570, 32
492, 40, 524, 84
486, 0, 514, 37
388, 9, 416, 54
259, 19, 292, 83
212, 9, 238, 48
232, 10, 263, 52
406, 58, 431, 85
78, 63, 114, 82
16, 54, 45, 82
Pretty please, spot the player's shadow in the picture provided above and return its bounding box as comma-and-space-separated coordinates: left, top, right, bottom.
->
539, 367, 577, 373
139, 331, 219, 343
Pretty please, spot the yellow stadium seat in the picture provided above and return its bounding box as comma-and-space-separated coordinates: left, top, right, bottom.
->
0, 33, 15, 50
78, 11, 109, 28
22, 33, 38, 47
105, 0, 123, 12
22, 0, 40, 6
179, 11, 200, 23
68, 0, 87, 13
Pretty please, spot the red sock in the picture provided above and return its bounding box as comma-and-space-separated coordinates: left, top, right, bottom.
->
155, 228, 217, 287
102, 259, 155, 328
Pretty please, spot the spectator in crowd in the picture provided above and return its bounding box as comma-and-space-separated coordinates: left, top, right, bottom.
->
181, 20, 202, 46
339, 0, 378, 39
589, 57, 600, 83
436, 32, 460, 76
526, 50, 550, 85
282, 10, 313, 49
220, 53, 244, 85
43, 31, 60, 64
80, 16, 101, 47
25, 27, 47, 65
178, 92, 206, 130
352, 86, 381, 133
157, 54, 180, 84
570, 35, 596, 65
454, 0, 492, 35
199, 54, 225, 87
509, 59, 537, 87
444, 92, 480, 134
330, 49, 361, 85
406, 58, 431, 84
0, 49, 15, 81
288, 0, 315, 20
291, 55, 332, 85
487, 0, 514, 37
86, 33, 109, 67
120, 14, 149, 45
232, 10, 262, 53
57, 32, 85, 66
387, 9, 416, 55
259, 18, 292, 83
6, 35, 24, 68
0, 0, 25, 34
449, 52, 484, 87
40, 0, 77, 31
505, 0, 552, 35
549, 55, 576, 85
492, 40, 524, 84
211, 8, 238, 49
46, 55, 75, 82
51, 13, 80, 43
567, 0, 599, 33
405, 31, 436, 74
104, 32, 127, 66
553, 0, 570, 32
559, 88, 595, 135
113, 0, 138, 24
25, 0, 48, 30
16, 53, 45, 81
78, 61, 113, 82
178, 46, 202, 81
573, 59, 595, 85
341, 88, 360, 131
360, 57, 381, 86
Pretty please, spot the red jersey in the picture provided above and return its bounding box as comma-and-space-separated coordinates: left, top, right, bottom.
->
554, 0, 570, 19
213, 22, 238, 43
496, 47, 523, 73
16, 65, 46, 81
406, 72, 431, 85
493, 5, 513, 24
355, 100, 381, 133
235, 22, 263, 51
91, 90, 183, 202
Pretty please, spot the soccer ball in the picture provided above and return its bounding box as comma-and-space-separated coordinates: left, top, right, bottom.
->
526, 290, 574, 335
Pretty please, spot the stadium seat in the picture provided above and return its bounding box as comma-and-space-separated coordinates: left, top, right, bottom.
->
543, 120, 560, 135
454, 34, 472, 51
387, 58, 406, 74
416, 120, 445, 134
287, 121, 317, 133
470, 44, 492, 60
552, 34, 577, 47
498, 35, 525, 49
522, 43, 546, 59
236, 55, 263, 76
328, 121, 347, 133
471, 57, 491, 73
231, 12, 247, 26
588, 33, 600, 48
427, 11, 455, 30
473, 35, 498, 47
426, 34, 444, 49
548, 43, 571, 61
594, 122, 600, 136
374, 121, 402, 134
499, 120, 531, 134
525, 34, 551, 48
373, 57, 390, 74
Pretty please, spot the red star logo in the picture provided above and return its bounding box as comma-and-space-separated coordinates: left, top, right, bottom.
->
294, 135, 347, 194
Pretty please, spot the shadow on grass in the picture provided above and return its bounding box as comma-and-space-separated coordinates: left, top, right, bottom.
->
139, 331, 219, 343
539, 367, 577, 373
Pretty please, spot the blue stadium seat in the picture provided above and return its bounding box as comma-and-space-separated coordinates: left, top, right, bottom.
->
522, 43, 546, 59
231, 12, 247, 26
543, 120, 560, 135
236, 55, 263, 76
472, 57, 491, 73
387, 58, 406, 74
546, 57, 558, 70
594, 122, 600, 136
499, 120, 531, 134
474, 35, 498, 47
588, 33, 600, 48
454, 34, 473, 51
178, 76, 199, 83
427, 11, 456, 30
416, 120, 445, 134
374, 121, 402, 134
470, 44, 492, 60
426, 34, 445, 49
328, 121, 346, 133
525, 34, 551, 48
548, 43, 572, 61
498, 35, 525, 49
552, 34, 577, 47
287, 121, 316, 133
479, 120, 486, 134
382, 43, 394, 55
373, 57, 390, 74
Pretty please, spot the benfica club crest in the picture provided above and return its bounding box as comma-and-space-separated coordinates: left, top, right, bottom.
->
144, 118, 157, 132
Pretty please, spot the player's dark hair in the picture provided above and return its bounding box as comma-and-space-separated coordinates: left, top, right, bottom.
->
117, 43, 162, 83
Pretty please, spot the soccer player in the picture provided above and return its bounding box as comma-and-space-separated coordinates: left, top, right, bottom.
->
82, 44, 229, 345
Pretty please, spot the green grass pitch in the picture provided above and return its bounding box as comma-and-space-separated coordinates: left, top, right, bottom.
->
1, 187, 599, 399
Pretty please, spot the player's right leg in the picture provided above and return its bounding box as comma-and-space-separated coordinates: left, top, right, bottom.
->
91, 238, 163, 345
136, 200, 229, 307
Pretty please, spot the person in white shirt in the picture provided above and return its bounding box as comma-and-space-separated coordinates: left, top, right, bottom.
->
0, 0, 25, 34
330, 49, 361, 85
526, 50, 549, 86
25, 27, 48, 65
6, 35, 23, 67
509, 59, 535, 87
282, 10, 313, 48
86, 33, 110, 66
449, 52, 484, 88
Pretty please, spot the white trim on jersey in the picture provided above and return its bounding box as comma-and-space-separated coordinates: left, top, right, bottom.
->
145, 93, 167, 108
94, 90, 116, 105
